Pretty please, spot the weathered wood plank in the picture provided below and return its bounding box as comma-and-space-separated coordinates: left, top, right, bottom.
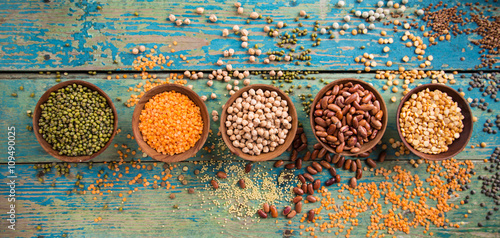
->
0, 0, 498, 71
0, 160, 498, 237
0, 72, 497, 164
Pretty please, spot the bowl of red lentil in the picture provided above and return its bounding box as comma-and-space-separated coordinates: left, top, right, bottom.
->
309, 78, 388, 156
220, 84, 298, 161
132, 84, 209, 162
396, 83, 473, 161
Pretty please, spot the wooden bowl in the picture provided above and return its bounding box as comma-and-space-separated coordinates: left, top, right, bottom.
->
132, 84, 209, 163
396, 83, 473, 161
309, 78, 388, 156
33, 80, 118, 162
220, 84, 298, 161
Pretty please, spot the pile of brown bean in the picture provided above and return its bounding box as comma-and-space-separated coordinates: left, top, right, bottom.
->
312, 82, 384, 153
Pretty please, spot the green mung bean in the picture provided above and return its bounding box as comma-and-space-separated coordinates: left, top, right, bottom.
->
38, 83, 114, 156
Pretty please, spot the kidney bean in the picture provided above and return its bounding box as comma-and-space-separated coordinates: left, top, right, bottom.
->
283, 206, 292, 216
293, 196, 303, 204
336, 156, 345, 168
350, 160, 357, 172
211, 180, 219, 189
217, 171, 227, 179
295, 202, 303, 213
263, 203, 270, 213
332, 85, 340, 95
306, 166, 318, 175
290, 150, 298, 161
303, 173, 314, 182
239, 179, 246, 189
257, 209, 268, 218
315, 117, 327, 127
357, 151, 370, 157
300, 133, 307, 144
314, 109, 323, 117
325, 153, 332, 163
287, 210, 297, 219
369, 130, 378, 140
274, 160, 284, 168
270, 205, 278, 218
303, 151, 311, 161
293, 187, 304, 195
245, 163, 252, 173
313, 143, 323, 150
285, 163, 296, 169
315, 125, 326, 132
344, 159, 352, 170
366, 158, 377, 168
349, 177, 357, 188
320, 160, 332, 169
301, 183, 307, 192
362, 93, 372, 104
307, 183, 314, 195
335, 174, 341, 183
313, 179, 321, 190
329, 167, 337, 176
308, 210, 315, 221
370, 117, 382, 130
318, 148, 327, 159
293, 139, 301, 149
297, 127, 304, 135
298, 174, 306, 184
336, 142, 345, 154
332, 154, 341, 163
378, 150, 387, 162
325, 177, 337, 186
355, 159, 361, 168
356, 169, 362, 179
297, 143, 308, 152
295, 158, 303, 170
326, 135, 338, 142
375, 110, 384, 120
321, 97, 328, 109
306, 195, 317, 203
312, 162, 323, 172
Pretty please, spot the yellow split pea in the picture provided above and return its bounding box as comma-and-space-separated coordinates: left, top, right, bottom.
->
139, 91, 203, 155
399, 89, 464, 154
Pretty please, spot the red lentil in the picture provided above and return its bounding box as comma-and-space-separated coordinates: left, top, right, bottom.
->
139, 91, 203, 155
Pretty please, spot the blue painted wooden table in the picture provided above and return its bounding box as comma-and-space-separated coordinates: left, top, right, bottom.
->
1, 0, 500, 237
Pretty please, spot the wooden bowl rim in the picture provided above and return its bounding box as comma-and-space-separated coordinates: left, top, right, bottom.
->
309, 78, 388, 156
32, 80, 118, 162
219, 84, 298, 161
396, 83, 473, 161
132, 83, 210, 163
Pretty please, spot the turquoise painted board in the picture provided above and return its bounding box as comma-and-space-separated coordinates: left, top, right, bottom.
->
0, 0, 498, 71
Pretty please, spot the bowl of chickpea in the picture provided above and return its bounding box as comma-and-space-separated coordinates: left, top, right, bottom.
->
220, 84, 298, 161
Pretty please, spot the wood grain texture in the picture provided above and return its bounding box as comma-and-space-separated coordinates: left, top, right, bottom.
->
0, 160, 498, 237
0, 73, 498, 164
0, 0, 498, 71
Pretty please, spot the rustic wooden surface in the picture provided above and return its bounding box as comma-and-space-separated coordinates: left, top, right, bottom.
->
0, 0, 498, 71
1, 0, 500, 237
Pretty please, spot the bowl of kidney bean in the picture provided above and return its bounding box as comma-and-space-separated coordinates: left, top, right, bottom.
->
309, 78, 387, 156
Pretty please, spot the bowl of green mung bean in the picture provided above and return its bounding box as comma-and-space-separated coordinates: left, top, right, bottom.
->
33, 80, 118, 162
